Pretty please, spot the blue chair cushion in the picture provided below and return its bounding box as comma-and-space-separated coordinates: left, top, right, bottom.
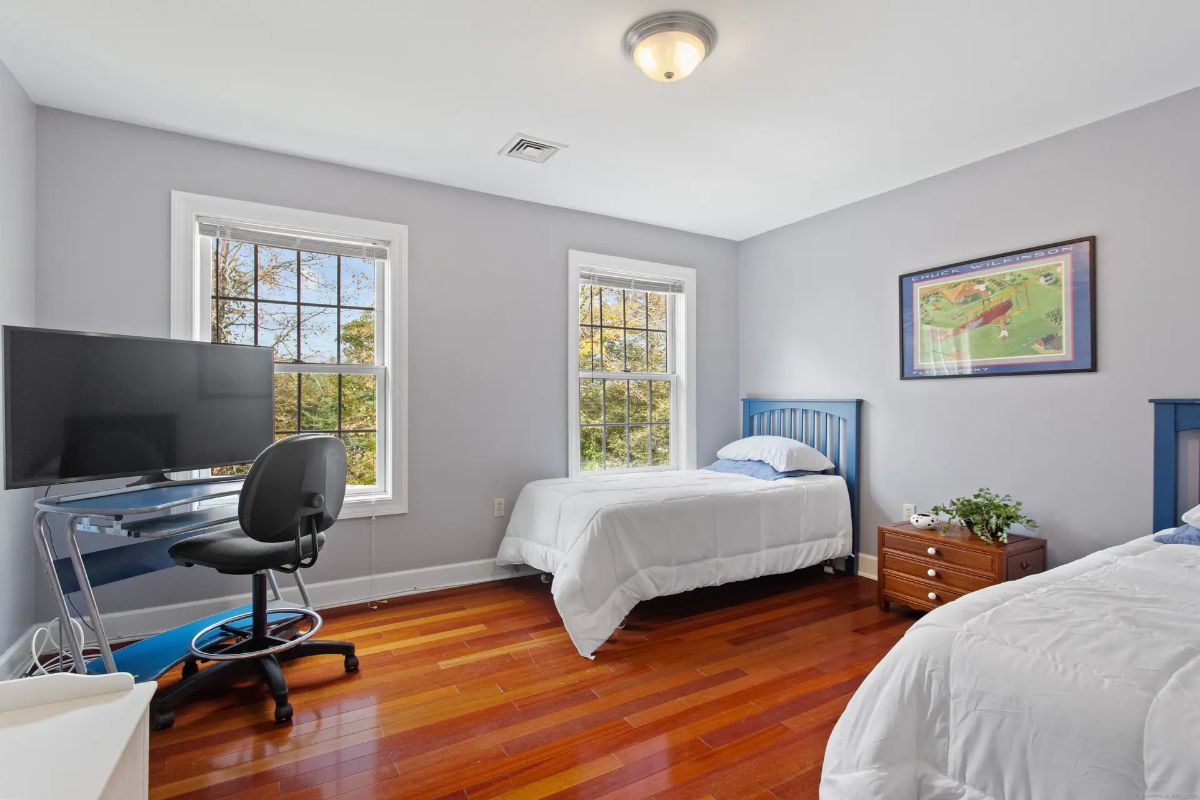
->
1153, 524, 1200, 545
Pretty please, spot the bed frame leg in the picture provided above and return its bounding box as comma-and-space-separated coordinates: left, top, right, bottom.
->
827, 556, 857, 575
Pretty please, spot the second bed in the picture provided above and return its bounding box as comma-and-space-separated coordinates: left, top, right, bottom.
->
496, 399, 861, 658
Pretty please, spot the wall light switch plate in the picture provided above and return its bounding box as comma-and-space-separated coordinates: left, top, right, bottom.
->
493, 498, 505, 517
902, 503, 916, 520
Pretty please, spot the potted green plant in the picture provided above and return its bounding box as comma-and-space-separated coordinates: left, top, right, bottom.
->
929, 488, 1037, 545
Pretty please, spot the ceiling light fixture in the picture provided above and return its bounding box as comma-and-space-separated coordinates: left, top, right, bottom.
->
622, 11, 717, 83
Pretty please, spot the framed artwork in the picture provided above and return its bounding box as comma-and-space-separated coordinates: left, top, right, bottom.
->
899, 236, 1096, 379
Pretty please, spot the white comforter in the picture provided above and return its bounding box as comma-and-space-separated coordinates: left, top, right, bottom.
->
496, 470, 851, 658
822, 535, 1200, 800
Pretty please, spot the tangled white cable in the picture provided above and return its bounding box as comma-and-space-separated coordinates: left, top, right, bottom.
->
29, 618, 101, 676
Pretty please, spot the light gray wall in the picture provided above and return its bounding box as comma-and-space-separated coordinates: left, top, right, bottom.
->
34, 109, 741, 617
739, 88, 1200, 567
0, 59, 37, 651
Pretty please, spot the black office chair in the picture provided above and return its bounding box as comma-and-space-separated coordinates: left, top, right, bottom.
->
153, 434, 358, 729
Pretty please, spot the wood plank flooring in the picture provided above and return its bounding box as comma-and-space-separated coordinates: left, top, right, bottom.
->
148, 568, 916, 800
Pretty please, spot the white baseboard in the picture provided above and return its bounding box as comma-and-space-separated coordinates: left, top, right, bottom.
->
0, 625, 38, 680
856, 553, 878, 581
32, 558, 540, 651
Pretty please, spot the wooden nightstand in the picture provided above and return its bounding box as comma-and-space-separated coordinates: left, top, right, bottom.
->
877, 522, 1046, 612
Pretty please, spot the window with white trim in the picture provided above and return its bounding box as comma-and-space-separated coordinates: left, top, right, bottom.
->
568, 251, 696, 476
172, 193, 407, 516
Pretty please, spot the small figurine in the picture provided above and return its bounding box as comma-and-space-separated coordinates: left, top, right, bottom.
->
909, 512, 937, 530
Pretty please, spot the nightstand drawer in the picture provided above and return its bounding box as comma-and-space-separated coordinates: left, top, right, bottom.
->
1006, 549, 1044, 580
882, 551, 993, 593
882, 531, 995, 574
882, 574, 963, 608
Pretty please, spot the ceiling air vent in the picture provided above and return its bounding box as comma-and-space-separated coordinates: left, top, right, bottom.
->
499, 133, 567, 163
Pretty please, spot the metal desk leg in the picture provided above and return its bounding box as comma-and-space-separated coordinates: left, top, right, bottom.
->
266, 569, 282, 601
64, 515, 117, 674
32, 511, 87, 673
294, 572, 313, 609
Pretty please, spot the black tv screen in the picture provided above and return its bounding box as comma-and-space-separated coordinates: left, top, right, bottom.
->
3, 327, 274, 488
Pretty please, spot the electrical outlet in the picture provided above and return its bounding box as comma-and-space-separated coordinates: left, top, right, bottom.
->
902, 503, 916, 520
493, 498, 505, 517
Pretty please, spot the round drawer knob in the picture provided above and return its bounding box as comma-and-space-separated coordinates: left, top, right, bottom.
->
1020, 560, 1031, 571
927, 592, 939, 601
927, 568, 938, 578
927, 547, 938, 556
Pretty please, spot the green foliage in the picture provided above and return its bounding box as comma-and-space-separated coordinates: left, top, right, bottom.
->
341, 312, 374, 364
930, 488, 1037, 544
301, 373, 338, 430
342, 434, 376, 488
341, 374, 377, 430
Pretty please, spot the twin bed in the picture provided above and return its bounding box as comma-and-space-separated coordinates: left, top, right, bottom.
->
496, 399, 861, 657
822, 398, 1200, 799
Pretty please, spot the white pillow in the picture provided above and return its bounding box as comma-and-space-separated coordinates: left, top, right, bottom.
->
717, 435, 834, 473
1183, 503, 1200, 528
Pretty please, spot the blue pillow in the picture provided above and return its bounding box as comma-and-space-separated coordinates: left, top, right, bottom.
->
1154, 524, 1200, 545
704, 458, 813, 481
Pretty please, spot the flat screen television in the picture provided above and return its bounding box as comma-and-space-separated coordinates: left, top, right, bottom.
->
2, 326, 274, 489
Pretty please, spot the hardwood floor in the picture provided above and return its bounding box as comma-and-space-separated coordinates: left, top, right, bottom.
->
148, 568, 916, 800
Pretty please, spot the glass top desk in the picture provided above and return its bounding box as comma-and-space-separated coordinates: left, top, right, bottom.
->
33, 477, 304, 681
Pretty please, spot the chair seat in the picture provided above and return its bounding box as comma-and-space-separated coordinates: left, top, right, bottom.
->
169, 525, 325, 575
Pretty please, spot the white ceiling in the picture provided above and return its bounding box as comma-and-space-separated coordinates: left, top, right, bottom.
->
2, 1, 1199, 240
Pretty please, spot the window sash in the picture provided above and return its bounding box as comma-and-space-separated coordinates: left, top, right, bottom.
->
577, 370, 674, 381
205, 234, 389, 494
273, 362, 382, 375
210, 239, 384, 368
575, 283, 679, 472
576, 371, 676, 474
576, 285, 677, 376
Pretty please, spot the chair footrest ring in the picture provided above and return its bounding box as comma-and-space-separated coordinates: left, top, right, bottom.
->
189, 608, 323, 661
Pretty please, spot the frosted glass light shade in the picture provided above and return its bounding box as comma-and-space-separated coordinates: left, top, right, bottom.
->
622, 12, 717, 84
633, 30, 706, 82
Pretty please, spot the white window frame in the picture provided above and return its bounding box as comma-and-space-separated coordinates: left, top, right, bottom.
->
567, 250, 697, 477
170, 191, 408, 518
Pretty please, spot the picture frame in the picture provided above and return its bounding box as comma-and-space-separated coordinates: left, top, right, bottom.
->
899, 236, 1096, 380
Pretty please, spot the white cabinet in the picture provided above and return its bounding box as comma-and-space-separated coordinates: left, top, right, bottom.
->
0, 671, 156, 800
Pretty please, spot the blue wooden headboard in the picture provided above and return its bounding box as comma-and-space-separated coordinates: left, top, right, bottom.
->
1151, 398, 1200, 530
742, 399, 863, 575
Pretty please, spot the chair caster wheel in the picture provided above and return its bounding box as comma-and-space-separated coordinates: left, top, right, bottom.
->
153, 708, 175, 730
274, 702, 293, 724
181, 658, 198, 678
344, 654, 359, 673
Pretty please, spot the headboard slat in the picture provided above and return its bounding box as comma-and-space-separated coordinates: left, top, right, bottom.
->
829, 417, 842, 472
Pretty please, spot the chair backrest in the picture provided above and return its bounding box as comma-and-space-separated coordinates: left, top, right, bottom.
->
238, 434, 347, 544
